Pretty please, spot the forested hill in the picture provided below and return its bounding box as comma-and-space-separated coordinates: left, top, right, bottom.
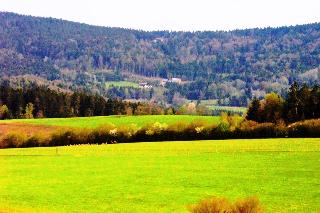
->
0, 12, 319, 106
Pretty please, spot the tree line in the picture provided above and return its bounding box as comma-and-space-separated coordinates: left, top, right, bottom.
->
246, 83, 320, 124
0, 82, 169, 119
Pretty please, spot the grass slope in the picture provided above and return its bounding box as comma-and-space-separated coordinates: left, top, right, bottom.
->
0, 138, 319, 212
0, 115, 220, 128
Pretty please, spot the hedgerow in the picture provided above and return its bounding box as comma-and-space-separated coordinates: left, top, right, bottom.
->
1, 117, 319, 148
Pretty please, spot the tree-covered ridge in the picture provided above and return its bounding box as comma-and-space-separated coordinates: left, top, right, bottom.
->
0, 12, 319, 105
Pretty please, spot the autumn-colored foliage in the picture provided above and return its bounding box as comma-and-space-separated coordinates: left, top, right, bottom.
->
189, 196, 263, 213
0, 116, 319, 148
247, 83, 320, 124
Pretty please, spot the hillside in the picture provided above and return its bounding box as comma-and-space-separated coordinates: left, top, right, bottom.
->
0, 12, 319, 106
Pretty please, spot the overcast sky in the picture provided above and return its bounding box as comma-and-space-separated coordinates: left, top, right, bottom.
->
1, 0, 319, 31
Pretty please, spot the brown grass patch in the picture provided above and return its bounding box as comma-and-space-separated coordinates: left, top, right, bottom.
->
0, 122, 63, 142
0, 123, 60, 137
0, 123, 65, 148
188, 196, 263, 213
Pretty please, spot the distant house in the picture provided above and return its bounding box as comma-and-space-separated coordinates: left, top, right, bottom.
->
171, 78, 182, 84
139, 82, 147, 87
160, 78, 182, 86
160, 79, 169, 86
153, 37, 165, 43
139, 82, 152, 89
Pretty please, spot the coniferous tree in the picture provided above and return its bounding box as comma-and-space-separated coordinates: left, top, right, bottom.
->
285, 82, 300, 123
246, 97, 260, 122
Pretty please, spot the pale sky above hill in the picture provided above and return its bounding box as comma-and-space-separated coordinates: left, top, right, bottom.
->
1, 0, 319, 31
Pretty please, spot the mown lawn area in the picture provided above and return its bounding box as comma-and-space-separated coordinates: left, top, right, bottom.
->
0, 115, 220, 128
0, 138, 319, 212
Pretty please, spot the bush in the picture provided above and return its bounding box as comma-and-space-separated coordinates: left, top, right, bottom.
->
26, 133, 49, 147
167, 121, 190, 133
116, 124, 140, 142
50, 129, 75, 146
288, 119, 320, 137
50, 128, 91, 146
189, 196, 233, 213
89, 124, 116, 144
184, 120, 213, 139
235, 121, 287, 138
1, 132, 28, 148
188, 196, 263, 213
235, 197, 263, 213
218, 112, 231, 132
144, 122, 168, 136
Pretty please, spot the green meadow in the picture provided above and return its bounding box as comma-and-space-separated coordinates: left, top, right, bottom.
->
0, 115, 220, 128
0, 138, 319, 212
105, 81, 139, 88
208, 105, 247, 114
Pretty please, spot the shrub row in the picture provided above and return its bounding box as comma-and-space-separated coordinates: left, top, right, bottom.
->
287, 119, 320, 138
1, 118, 320, 148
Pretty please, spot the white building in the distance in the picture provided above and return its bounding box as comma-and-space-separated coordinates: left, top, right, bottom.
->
161, 77, 182, 86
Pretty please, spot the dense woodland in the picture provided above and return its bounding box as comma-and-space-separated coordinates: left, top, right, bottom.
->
0, 12, 319, 106
0, 82, 169, 119
247, 83, 320, 124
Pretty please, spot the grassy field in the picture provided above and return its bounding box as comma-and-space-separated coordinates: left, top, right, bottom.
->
198, 100, 247, 115
0, 138, 319, 212
208, 105, 247, 114
0, 115, 220, 128
105, 81, 139, 88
